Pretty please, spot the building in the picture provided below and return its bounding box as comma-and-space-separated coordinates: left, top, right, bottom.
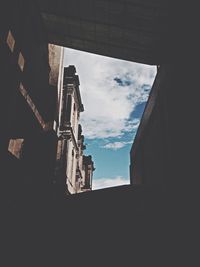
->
81, 155, 95, 192
76, 126, 95, 193
0, 1, 59, 197
1, 1, 199, 263
0, 6, 94, 196
54, 65, 95, 194
1, 0, 197, 194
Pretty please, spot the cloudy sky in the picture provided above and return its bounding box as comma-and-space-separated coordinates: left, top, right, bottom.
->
64, 48, 156, 190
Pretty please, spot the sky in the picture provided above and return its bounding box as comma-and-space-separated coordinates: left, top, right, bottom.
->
64, 48, 156, 190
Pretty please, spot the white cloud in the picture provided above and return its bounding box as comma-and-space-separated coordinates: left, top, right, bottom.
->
103, 141, 133, 150
64, 48, 156, 139
92, 177, 130, 190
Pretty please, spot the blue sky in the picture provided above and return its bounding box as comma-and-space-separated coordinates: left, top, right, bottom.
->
64, 48, 156, 190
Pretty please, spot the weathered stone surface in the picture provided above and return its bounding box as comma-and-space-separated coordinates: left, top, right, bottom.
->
8, 139, 24, 159
55, 66, 94, 194
48, 44, 64, 86
39, 0, 170, 65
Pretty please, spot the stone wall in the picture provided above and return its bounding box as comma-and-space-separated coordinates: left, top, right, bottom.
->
130, 63, 199, 186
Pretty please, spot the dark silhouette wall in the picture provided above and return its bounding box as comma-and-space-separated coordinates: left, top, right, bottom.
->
131, 63, 199, 187
0, 0, 57, 196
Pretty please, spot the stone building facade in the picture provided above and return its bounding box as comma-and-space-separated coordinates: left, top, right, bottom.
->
55, 65, 95, 194
1, 9, 94, 196
1, 1, 95, 197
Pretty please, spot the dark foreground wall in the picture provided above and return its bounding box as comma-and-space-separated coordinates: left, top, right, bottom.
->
0, 1, 57, 194
0, 0, 52, 138
130, 63, 199, 186
1, 131, 58, 200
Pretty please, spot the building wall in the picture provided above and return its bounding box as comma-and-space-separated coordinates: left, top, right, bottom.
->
55, 65, 95, 194
66, 139, 78, 193
48, 44, 64, 133
130, 63, 199, 186
1, 0, 51, 138
55, 66, 83, 194
48, 44, 64, 87
0, 1, 60, 195
66, 85, 83, 194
